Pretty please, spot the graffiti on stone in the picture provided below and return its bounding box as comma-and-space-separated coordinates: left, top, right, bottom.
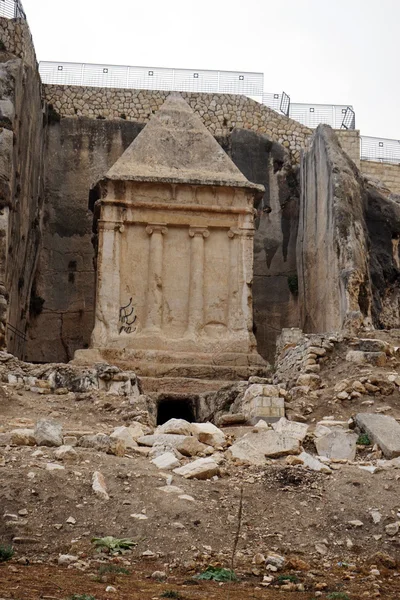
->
118, 298, 137, 334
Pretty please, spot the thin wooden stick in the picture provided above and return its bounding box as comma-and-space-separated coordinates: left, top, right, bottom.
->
227, 486, 244, 600
231, 486, 244, 573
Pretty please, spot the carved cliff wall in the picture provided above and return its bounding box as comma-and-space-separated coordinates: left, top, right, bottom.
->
24, 119, 144, 362
0, 18, 45, 357
26, 121, 300, 364
297, 125, 371, 334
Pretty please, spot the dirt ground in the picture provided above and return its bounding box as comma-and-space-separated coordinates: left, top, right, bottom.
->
2, 336, 400, 598
1, 562, 400, 599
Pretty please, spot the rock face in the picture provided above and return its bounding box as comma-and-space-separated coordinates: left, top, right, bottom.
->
219, 129, 300, 362
355, 413, 400, 459
0, 27, 46, 356
25, 118, 144, 363
25, 114, 303, 366
364, 180, 400, 329
297, 124, 370, 334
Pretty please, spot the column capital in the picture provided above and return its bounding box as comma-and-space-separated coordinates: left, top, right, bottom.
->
146, 223, 168, 236
228, 228, 240, 238
189, 227, 209, 239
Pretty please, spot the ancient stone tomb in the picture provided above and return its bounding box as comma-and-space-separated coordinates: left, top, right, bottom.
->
75, 94, 267, 384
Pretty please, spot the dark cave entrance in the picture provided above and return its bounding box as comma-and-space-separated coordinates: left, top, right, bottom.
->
156, 396, 198, 425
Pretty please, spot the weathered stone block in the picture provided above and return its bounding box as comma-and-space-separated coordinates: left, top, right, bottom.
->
355, 413, 400, 458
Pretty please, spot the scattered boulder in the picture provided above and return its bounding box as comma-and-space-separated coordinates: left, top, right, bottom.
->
315, 430, 358, 461
227, 431, 300, 466
295, 451, 332, 473
385, 522, 399, 536
296, 373, 321, 390
190, 423, 226, 447
156, 418, 192, 436
346, 350, 387, 367
10, 429, 36, 446
173, 457, 220, 480
175, 436, 212, 457
151, 452, 181, 470
34, 419, 63, 447
92, 471, 109, 500
127, 422, 146, 440
355, 413, 400, 458
218, 413, 246, 426
78, 434, 112, 452
58, 554, 78, 565
272, 418, 309, 441
137, 434, 187, 448
54, 445, 79, 463
77, 433, 125, 456
110, 426, 138, 449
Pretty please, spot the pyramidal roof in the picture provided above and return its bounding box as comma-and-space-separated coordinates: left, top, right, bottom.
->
104, 94, 264, 193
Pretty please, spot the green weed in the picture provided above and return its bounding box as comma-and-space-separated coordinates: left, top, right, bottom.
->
0, 544, 14, 563
195, 566, 237, 582
91, 536, 136, 553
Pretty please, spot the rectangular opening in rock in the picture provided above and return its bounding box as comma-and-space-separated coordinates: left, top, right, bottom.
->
156, 395, 198, 425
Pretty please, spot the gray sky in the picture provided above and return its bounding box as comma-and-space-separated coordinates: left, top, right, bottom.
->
23, 0, 400, 140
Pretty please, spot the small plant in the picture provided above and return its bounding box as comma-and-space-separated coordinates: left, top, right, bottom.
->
327, 593, 351, 600
96, 564, 130, 582
161, 592, 182, 599
357, 433, 371, 446
195, 566, 237, 582
91, 536, 136, 553
98, 564, 130, 576
0, 544, 14, 563
68, 595, 97, 600
277, 574, 299, 583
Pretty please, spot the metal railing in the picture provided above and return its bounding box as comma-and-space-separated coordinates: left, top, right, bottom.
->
289, 103, 355, 129
39, 61, 264, 97
262, 94, 355, 130
0, 0, 26, 19
361, 136, 400, 164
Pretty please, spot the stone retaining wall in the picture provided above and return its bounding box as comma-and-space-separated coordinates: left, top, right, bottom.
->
336, 130, 361, 168
43, 85, 363, 166
43, 85, 314, 163
0, 17, 37, 69
274, 328, 337, 387
360, 160, 400, 195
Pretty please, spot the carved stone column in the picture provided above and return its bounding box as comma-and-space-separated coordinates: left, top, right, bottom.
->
240, 227, 255, 334
145, 224, 168, 332
187, 227, 209, 334
227, 228, 242, 331
91, 221, 122, 346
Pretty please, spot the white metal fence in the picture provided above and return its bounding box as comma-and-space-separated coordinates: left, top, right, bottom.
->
0, 0, 25, 19
289, 103, 355, 130
35, 62, 400, 166
39, 61, 265, 97
361, 136, 400, 164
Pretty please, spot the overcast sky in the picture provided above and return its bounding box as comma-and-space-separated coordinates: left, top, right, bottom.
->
22, 0, 400, 140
